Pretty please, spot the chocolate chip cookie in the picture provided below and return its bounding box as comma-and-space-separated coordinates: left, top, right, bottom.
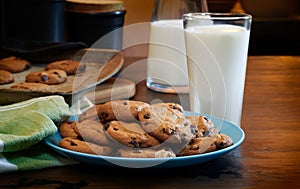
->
45, 60, 85, 75
151, 102, 185, 115
186, 115, 218, 137
118, 148, 176, 158
0, 70, 14, 85
59, 121, 79, 139
214, 134, 233, 150
59, 120, 111, 146
79, 100, 150, 123
138, 105, 195, 143
106, 121, 160, 148
177, 136, 216, 156
76, 119, 111, 146
59, 137, 113, 156
0, 56, 31, 73
10, 82, 51, 91
178, 134, 233, 156
25, 69, 67, 85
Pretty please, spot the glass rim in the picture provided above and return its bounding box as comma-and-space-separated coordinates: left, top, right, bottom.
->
183, 12, 252, 21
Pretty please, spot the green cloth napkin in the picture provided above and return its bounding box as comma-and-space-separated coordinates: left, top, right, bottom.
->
0, 96, 78, 173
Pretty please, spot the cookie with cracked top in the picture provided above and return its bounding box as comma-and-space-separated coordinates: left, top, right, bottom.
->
59, 137, 113, 156
178, 136, 216, 156
178, 134, 233, 156
25, 69, 67, 85
59, 120, 111, 146
214, 134, 233, 150
186, 115, 218, 137
151, 102, 185, 115
106, 120, 160, 148
11, 82, 51, 91
138, 104, 195, 143
45, 59, 85, 75
79, 100, 150, 123
0, 70, 14, 85
75, 119, 111, 146
59, 121, 79, 139
0, 56, 31, 73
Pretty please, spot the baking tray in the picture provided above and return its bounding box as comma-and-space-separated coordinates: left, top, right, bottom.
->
0, 48, 124, 105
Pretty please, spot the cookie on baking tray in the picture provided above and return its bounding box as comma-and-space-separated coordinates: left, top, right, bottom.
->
0, 70, 14, 85
10, 82, 51, 91
59, 137, 113, 156
79, 100, 150, 123
45, 59, 85, 75
0, 56, 31, 73
106, 121, 161, 148
25, 69, 67, 85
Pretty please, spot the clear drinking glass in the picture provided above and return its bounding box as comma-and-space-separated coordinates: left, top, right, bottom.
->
146, 0, 208, 94
183, 13, 252, 126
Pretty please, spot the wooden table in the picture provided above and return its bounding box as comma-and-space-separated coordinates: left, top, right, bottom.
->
1, 56, 299, 189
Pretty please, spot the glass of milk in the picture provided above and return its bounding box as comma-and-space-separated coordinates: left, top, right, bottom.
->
147, 0, 208, 94
183, 13, 252, 126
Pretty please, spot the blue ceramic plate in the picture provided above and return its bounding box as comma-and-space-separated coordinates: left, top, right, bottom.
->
45, 112, 245, 168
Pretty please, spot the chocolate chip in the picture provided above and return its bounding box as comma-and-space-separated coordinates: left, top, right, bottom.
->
70, 140, 78, 146
216, 142, 225, 149
41, 75, 49, 81
143, 113, 151, 119
103, 122, 110, 130
169, 104, 183, 112
162, 128, 167, 133
123, 101, 128, 105
133, 150, 141, 154
99, 112, 109, 120
52, 71, 63, 78
129, 140, 140, 148
190, 125, 198, 134
188, 139, 194, 145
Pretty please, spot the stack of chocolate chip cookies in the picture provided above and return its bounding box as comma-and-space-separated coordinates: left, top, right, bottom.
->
58, 100, 233, 158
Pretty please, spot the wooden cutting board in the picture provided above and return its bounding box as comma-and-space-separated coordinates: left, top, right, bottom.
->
84, 77, 136, 104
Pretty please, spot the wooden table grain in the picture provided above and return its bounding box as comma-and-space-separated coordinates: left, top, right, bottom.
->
0, 56, 299, 189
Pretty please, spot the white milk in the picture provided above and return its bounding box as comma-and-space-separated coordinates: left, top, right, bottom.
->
147, 19, 189, 93
185, 24, 250, 125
